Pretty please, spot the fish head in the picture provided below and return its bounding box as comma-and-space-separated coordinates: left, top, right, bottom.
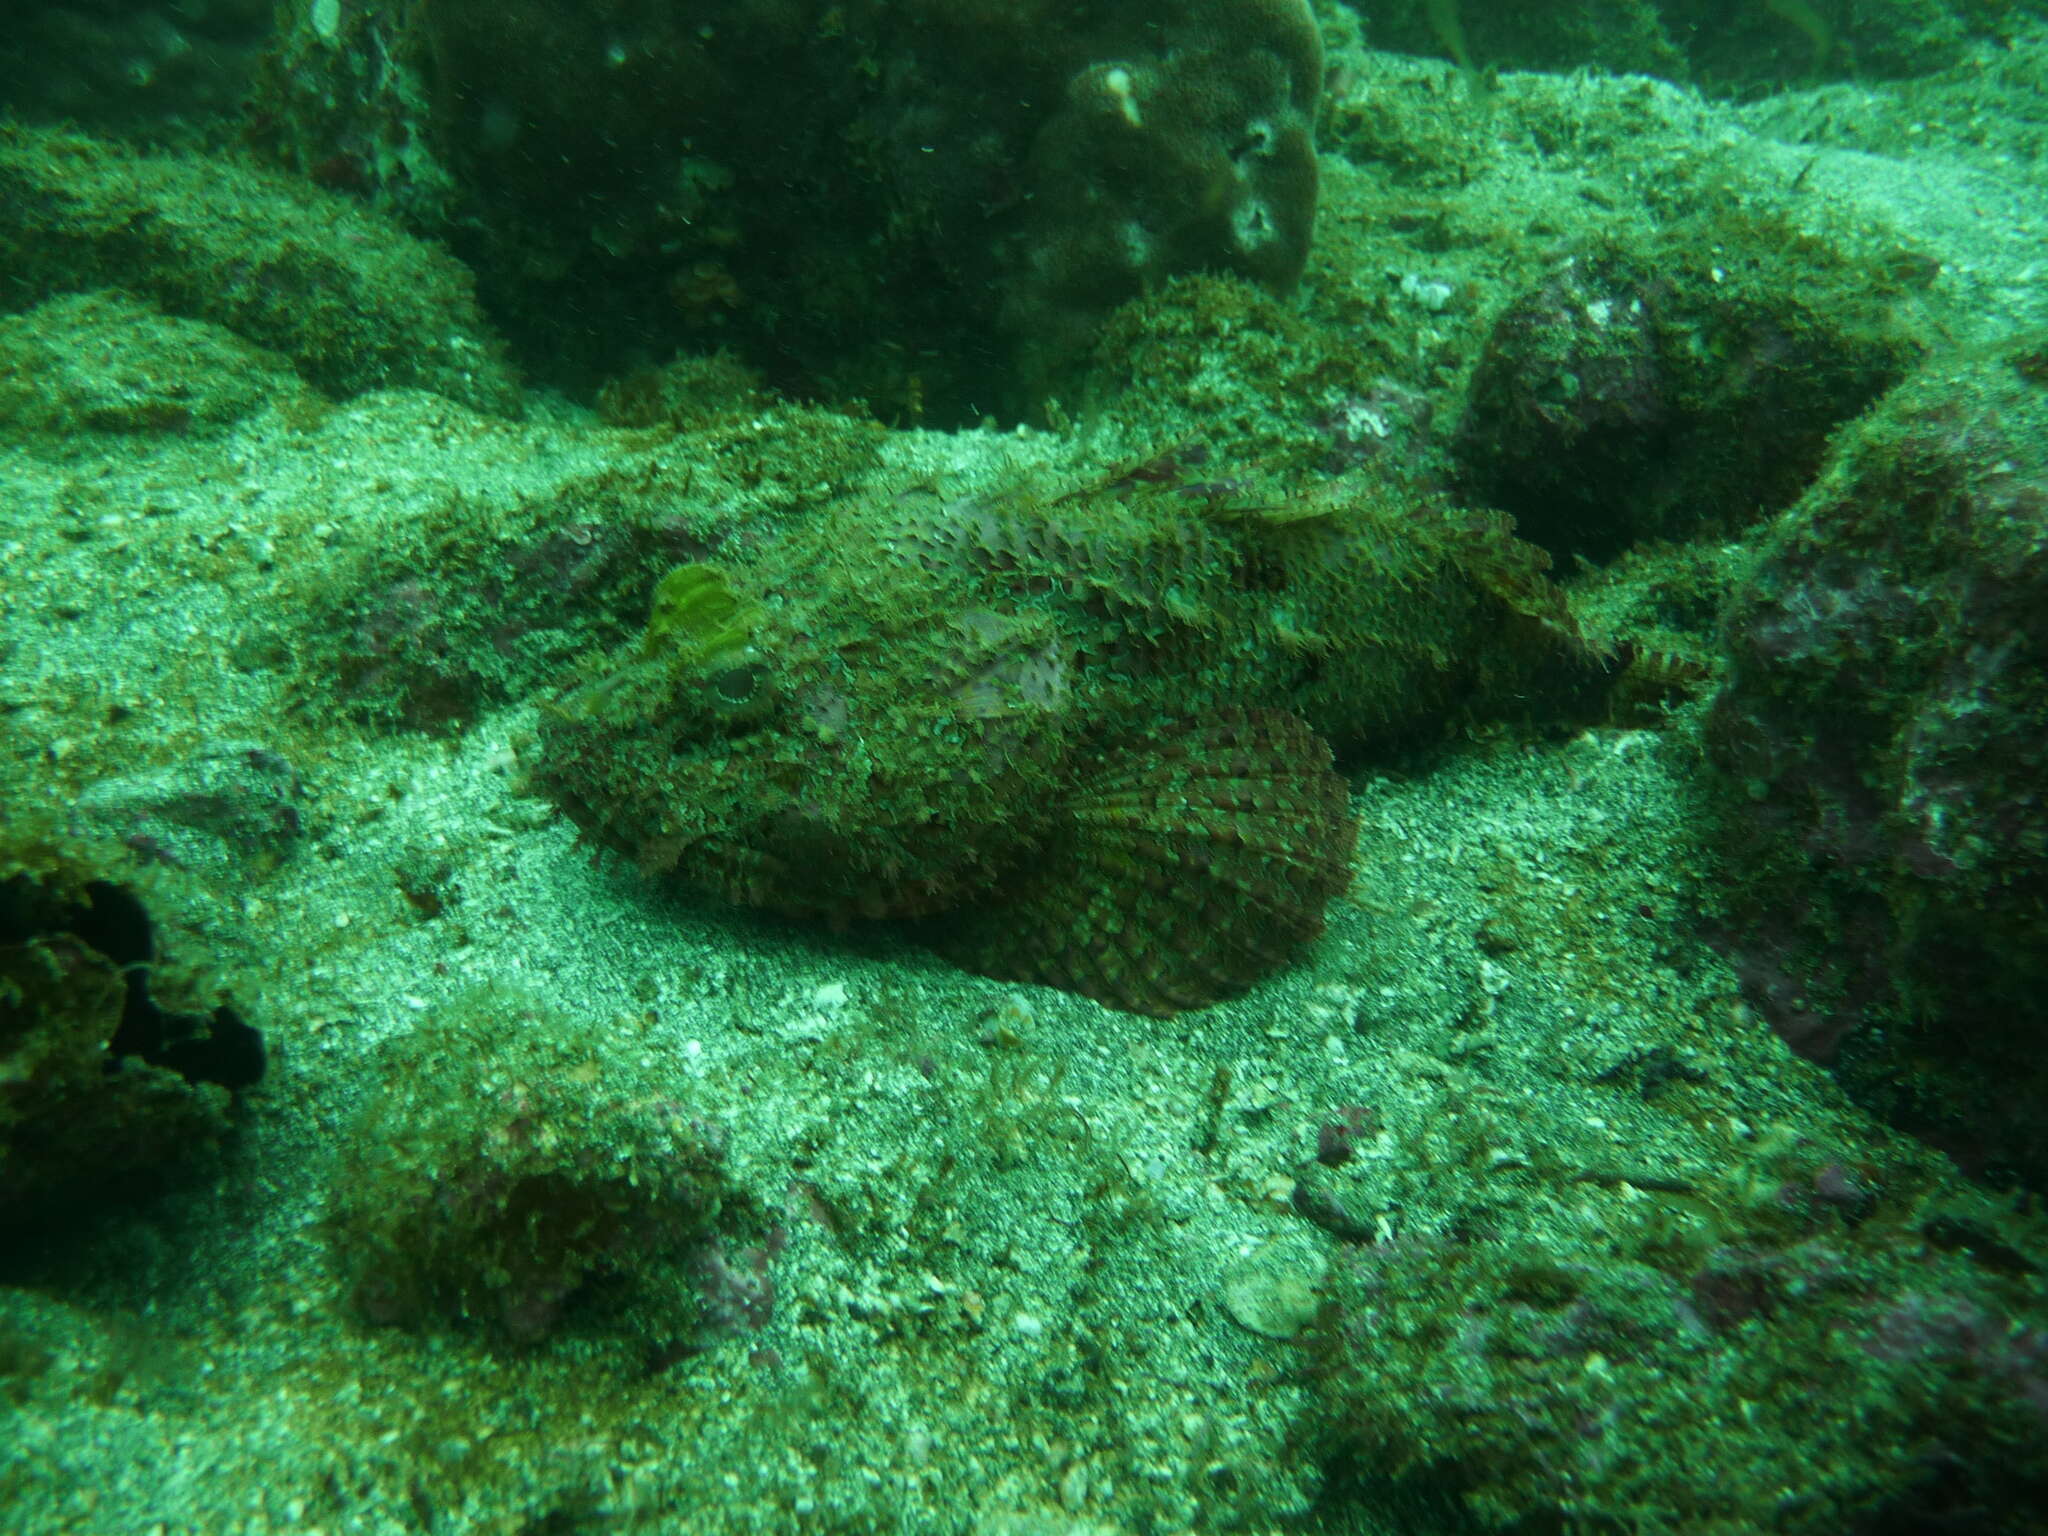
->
539, 541, 1078, 923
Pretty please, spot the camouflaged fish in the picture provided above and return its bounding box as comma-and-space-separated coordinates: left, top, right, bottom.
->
531, 461, 1593, 1015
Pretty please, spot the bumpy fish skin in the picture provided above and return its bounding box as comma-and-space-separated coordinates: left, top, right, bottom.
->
532, 472, 1587, 1013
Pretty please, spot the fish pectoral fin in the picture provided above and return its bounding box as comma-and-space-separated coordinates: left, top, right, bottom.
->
931, 708, 1357, 1016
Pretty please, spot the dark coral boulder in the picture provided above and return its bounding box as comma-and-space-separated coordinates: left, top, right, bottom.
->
253, 0, 1321, 420
1706, 343, 2048, 1187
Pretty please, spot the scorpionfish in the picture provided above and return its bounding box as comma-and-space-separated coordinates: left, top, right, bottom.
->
531, 463, 1594, 1015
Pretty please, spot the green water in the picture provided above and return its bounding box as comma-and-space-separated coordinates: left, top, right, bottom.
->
4, 4, 2047, 1533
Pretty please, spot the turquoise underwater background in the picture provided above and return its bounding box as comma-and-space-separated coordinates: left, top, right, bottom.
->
4, 3, 2048, 1532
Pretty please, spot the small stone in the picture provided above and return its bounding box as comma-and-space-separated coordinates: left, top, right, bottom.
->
1219, 1240, 1326, 1340
73, 740, 302, 884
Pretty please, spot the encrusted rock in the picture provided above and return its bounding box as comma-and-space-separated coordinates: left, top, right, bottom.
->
1455, 226, 1919, 563
0, 124, 521, 414
1708, 343, 2048, 1187
328, 989, 740, 1343
1, 833, 262, 1225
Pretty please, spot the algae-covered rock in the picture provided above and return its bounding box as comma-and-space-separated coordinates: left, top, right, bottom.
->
328, 991, 742, 1344
0, 125, 520, 415
1313, 1138, 2048, 1531
1004, 0, 1324, 391
1454, 216, 1923, 564
1707, 343, 2048, 1189
0, 291, 307, 442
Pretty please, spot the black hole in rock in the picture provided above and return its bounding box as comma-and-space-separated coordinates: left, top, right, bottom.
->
76, 880, 155, 966
107, 978, 266, 1094
147, 1005, 267, 1090
2, 875, 265, 1091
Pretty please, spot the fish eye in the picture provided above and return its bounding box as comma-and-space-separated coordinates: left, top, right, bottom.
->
712, 662, 765, 703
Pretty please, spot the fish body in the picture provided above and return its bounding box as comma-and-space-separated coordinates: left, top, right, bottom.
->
534, 471, 1587, 1013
